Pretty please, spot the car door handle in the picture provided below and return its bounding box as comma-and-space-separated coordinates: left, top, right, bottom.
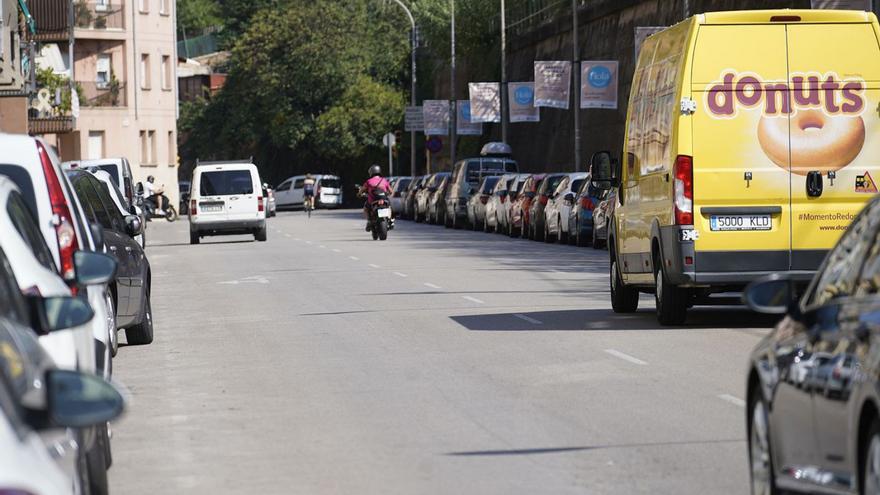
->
109, 246, 117, 252
125, 246, 132, 253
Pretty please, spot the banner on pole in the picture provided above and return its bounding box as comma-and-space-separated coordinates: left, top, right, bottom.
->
534, 61, 572, 109
457, 100, 482, 136
580, 61, 619, 109
634, 27, 665, 61
508, 82, 540, 123
422, 100, 450, 136
405, 106, 424, 132
468, 82, 501, 123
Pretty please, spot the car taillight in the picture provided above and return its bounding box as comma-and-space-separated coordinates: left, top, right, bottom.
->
673, 155, 693, 226
539, 195, 549, 206
37, 142, 78, 282
480, 195, 489, 205
500, 195, 507, 204
190, 199, 197, 214
257, 196, 264, 212
580, 197, 594, 210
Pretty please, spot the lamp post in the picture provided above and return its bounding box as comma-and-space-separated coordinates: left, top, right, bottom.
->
572, 0, 581, 172
500, 0, 507, 144
389, 0, 417, 178
450, 0, 457, 169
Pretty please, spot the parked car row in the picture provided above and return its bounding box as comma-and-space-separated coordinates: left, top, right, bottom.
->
0, 133, 153, 494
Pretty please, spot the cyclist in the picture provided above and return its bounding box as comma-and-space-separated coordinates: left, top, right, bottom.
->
359, 165, 392, 231
303, 174, 316, 211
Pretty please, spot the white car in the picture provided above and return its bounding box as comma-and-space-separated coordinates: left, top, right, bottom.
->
544, 172, 588, 243
188, 160, 267, 244
390, 177, 412, 216
62, 157, 136, 211
490, 173, 528, 235
274, 173, 343, 210
93, 170, 146, 249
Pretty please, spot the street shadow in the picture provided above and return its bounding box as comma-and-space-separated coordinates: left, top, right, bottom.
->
368, 289, 611, 297
445, 438, 744, 457
450, 307, 781, 332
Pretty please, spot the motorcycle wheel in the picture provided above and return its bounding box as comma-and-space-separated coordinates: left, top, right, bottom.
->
372, 226, 380, 240
165, 206, 178, 222
378, 220, 388, 241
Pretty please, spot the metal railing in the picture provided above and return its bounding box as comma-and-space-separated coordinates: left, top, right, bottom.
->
77, 81, 127, 107
74, 0, 125, 30
28, 84, 76, 134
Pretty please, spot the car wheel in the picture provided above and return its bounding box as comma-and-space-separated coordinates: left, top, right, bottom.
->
86, 426, 109, 495
545, 222, 555, 243
592, 224, 602, 249
106, 292, 118, 358
125, 287, 154, 345
610, 250, 639, 313
654, 253, 688, 325
748, 390, 777, 495
190, 231, 200, 245
255, 224, 268, 242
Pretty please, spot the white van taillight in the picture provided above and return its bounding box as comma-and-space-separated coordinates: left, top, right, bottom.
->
190, 199, 197, 215
257, 196, 264, 212
673, 155, 693, 226
37, 142, 78, 281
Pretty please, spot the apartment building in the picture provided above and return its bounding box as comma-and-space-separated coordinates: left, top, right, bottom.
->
33, 0, 178, 204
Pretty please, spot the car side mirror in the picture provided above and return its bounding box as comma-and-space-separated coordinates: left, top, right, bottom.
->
74, 251, 117, 286
26, 295, 94, 335
564, 192, 575, 202
45, 370, 125, 429
89, 222, 105, 249
124, 215, 142, 237
743, 275, 799, 316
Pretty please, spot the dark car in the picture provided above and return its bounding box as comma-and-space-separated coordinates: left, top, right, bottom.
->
445, 157, 517, 229
179, 180, 191, 214
527, 173, 566, 241
67, 170, 153, 345
743, 197, 880, 495
402, 175, 426, 220
568, 179, 611, 248
428, 175, 450, 226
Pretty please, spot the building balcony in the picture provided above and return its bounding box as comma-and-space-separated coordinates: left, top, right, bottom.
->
77, 81, 127, 108
29, 0, 72, 42
74, 0, 125, 32
28, 86, 75, 134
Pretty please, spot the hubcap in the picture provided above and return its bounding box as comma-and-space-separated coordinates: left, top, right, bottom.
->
750, 400, 772, 495
866, 435, 880, 494
611, 260, 618, 294
655, 267, 663, 306
106, 292, 117, 354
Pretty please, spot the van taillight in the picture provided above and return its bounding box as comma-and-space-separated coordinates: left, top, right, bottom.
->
190, 199, 197, 214
37, 142, 78, 282
257, 196, 264, 212
673, 155, 693, 226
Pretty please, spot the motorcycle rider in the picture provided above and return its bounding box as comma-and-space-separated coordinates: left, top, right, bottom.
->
143, 175, 168, 217
358, 165, 392, 231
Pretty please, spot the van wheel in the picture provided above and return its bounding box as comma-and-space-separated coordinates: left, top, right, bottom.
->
255, 225, 268, 242
125, 288, 154, 345
654, 254, 688, 326
190, 231, 200, 245
610, 252, 639, 313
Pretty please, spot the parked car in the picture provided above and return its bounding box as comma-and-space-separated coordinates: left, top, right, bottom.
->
527, 173, 566, 241
92, 170, 146, 249
274, 174, 342, 210
544, 172, 588, 243
390, 176, 412, 217
743, 193, 880, 495
445, 153, 517, 229
467, 175, 502, 232
416, 173, 449, 223
428, 175, 450, 225
402, 175, 426, 220
567, 177, 610, 247
591, 187, 616, 250
63, 158, 136, 212
493, 173, 529, 236
262, 183, 276, 218
68, 169, 153, 348
188, 160, 267, 243
508, 174, 544, 238
315, 174, 343, 209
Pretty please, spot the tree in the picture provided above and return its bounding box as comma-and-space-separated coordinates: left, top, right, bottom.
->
176, 0, 220, 36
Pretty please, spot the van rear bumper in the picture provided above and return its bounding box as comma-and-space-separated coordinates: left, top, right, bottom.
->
191, 219, 265, 236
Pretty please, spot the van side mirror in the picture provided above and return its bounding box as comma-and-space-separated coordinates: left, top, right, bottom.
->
590, 151, 618, 189
26, 295, 95, 335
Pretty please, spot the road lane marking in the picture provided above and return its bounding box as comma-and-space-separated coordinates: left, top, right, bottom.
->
349, 256, 360, 261
369, 264, 381, 269
514, 314, 542, 324
305, 241, 313, 245
319, 245, 326, 249
332, 249, 341, 253
294, 237, 301, 241
718, 394, 746, 408
604, 349, 648, 366
284, 234, 291, 238
393, 272, 408, 278
462, 296, 485, 304
424, 283, 442, 289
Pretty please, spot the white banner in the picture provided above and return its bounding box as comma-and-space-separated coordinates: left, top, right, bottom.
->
405, 106, 424, 132
581, 61, 619, 109
508, 82, 540, 123
468, 82, 501, 123
534, 61, 572, 109
422, 100, 450, 136
457, 100, 482, 136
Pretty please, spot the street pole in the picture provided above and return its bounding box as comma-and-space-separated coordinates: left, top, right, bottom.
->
389, 0, 417, 178
500, 0, 507, 144
450, 0, 457, 169
388, 141, 394, 177
572, 0, 581, 172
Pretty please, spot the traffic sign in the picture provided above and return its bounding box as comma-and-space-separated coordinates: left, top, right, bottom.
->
383, 132, 396, 148
426, 136, 442, 154
405, 106, 424, 132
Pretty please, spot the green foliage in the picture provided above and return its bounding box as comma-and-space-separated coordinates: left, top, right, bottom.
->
176, 0, 221, 35
35, 68, 82, 114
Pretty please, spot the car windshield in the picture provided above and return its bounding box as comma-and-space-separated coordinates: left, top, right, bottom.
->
465, 159, 516, 185
320, 177, 340, 188
481, 176, 501, 193
571, 179, 585, 193
0, 165, 38, 216
396, 178, 412, 191
91, 165, 120, 186
542, 175, 564, 194
200, 170, 254, 196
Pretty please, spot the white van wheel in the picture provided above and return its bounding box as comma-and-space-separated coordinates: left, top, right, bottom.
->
653, 254, 688, 326
610, 251, 639, 313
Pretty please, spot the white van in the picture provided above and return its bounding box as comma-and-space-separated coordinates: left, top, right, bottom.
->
188, 160, 266, 244
274, 174, 343, 209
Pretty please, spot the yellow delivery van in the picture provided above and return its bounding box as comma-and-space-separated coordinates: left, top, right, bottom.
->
592, 10, 880, 325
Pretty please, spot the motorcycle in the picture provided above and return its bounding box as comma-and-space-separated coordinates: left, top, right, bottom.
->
367, 190, 393, 241
136, 183, 178, 222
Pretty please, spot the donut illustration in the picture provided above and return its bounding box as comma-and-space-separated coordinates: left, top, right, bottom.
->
758, 110, 865, 175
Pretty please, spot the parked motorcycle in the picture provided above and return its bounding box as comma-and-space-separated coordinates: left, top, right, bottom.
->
367, 190, 393, 241
136, 183, 178, 222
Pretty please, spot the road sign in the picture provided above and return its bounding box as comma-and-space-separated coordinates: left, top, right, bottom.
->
383, 132, 396, 148
405, 106, 424, 131
426, 136, 442, 154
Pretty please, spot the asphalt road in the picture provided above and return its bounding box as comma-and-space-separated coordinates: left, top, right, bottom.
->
109, 209, 778, 494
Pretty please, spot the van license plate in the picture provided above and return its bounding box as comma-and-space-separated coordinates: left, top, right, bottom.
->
710, 215, 771, 231
378, 208, 392, 218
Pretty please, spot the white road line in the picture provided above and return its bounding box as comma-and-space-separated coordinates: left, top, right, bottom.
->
718, 394, 746, 408
349, 256, 360, 261
305, 241, 313, 245
462, 296, 485, 304
514, 314, 542, 324
369, 264, 381, 269
424, 283, 442, 289
294, 237, 301, 241
393, 272, 408, 278
284, 234, 291, 238
319, 245, 326, 249
332, 249, 341, 253
604, 349, 648, 366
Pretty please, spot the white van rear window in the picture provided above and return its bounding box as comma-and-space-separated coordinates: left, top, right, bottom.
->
200, 170, 253, 196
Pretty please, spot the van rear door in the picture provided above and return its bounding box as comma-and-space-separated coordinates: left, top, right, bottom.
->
786, 22, 880, 270
223, 168, 260, 220
691, 24, 792, 273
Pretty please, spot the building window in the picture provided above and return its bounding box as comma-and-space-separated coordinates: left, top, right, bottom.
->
96, 54, 111, 88
88, 131, 105, 160
167, 131, 175, 166
140, 131, 148, 164
139, 0, 149, 13
140, 54, 150, 90
95, 0, 109, 12
149, 131, 157, 165
159, 0, 170, 16
161, 55, 171, 90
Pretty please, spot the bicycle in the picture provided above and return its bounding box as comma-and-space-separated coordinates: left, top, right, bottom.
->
304, 195, 314, 218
